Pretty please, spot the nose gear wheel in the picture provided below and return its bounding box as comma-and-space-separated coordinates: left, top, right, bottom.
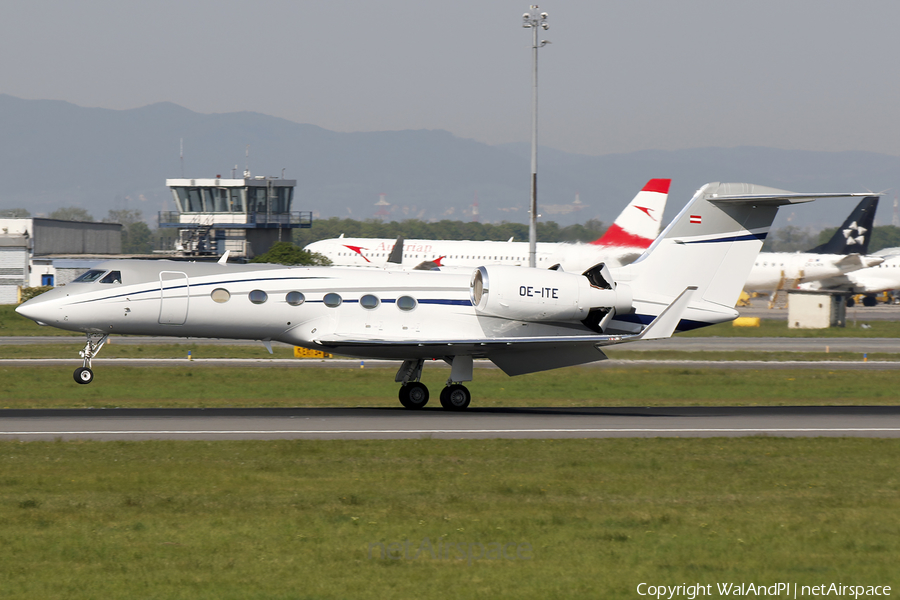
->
74, 333, 108, 385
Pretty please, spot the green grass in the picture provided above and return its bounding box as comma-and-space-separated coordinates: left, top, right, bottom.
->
0, 438, 896, 598
0, 304, 80, 336
1, 365, 899, 409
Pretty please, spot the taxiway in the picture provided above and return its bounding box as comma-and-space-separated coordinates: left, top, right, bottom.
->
1, 406, 899, 441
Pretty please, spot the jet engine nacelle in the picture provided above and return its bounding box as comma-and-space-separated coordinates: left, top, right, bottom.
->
469, 265, 632, 324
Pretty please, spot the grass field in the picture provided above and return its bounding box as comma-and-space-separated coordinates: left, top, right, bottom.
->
2, 341, 899, 364
1, 364, 898, 409
3, 303, 899, 597
0, 438, 896, 599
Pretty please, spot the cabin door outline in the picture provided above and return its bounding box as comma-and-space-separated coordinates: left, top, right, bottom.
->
159, 271, 189, 325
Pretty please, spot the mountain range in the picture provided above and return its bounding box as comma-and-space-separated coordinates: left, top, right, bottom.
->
1, 94, 898, 230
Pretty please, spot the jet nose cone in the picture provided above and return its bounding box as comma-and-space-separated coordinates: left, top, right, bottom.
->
16, 297, 50, 325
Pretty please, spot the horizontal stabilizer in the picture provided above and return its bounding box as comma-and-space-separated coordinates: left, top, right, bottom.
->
706, 183, 874, 206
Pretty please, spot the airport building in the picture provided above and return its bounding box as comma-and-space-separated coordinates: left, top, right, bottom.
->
0, 218, 123, 303
159, 173, 312, 258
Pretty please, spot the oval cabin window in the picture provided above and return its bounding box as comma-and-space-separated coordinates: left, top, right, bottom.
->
360, 294, 380, 309
397, 296, 417, 311
286, 291, 305, 306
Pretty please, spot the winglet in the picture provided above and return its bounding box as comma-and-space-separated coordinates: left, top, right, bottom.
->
217, 251, 230, 265
636, 286, 697, 340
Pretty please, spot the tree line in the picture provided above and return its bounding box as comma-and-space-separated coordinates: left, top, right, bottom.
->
7, 206, 900, 255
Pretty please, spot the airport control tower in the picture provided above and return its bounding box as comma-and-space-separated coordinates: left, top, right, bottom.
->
159, 173, 312, 258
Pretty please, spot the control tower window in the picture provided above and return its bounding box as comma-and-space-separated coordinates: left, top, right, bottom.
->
230, 189, 244, 212
201, 189, 215, 211
272, 187, 292, 213
186, 188, 201, 212
250, 188, 268, 213
213, 188, 228, 212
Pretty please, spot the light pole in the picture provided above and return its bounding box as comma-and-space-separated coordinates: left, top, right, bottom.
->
522, 6, 549, 268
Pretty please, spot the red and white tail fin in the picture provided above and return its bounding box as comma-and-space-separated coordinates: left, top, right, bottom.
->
591, 178, 670, 248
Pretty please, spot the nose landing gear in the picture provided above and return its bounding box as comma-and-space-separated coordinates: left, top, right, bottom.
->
74, 333, 108, 385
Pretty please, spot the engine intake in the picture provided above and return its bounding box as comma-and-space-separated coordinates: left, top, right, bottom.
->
470, 265, 632, 328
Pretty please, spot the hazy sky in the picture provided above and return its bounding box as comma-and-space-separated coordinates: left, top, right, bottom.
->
5, 0, 900, 157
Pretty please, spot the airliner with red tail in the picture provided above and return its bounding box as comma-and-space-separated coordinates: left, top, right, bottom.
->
304, 179, 670, 272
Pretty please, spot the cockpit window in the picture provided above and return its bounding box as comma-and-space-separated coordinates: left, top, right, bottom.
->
72, 269, 106, 283
100, 271, 122, 284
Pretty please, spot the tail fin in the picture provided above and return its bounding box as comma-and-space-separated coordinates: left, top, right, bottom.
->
621, 182, 873, 321
806, 196, 879, 255
591, 178, 670, 248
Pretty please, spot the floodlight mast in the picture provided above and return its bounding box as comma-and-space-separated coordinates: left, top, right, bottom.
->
522, 6, 549, 268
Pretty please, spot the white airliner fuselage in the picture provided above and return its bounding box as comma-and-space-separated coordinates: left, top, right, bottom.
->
744, 252, 884, 292
801, 255, 900, 299
305, 179, 671, 272
305, 237, 651, 272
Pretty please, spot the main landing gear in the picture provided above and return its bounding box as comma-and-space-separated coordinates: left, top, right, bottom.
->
395, 356, 474, 411
73, 333, 108, 385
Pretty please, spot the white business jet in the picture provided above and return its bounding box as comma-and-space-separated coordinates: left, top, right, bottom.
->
16, 183, 868, 410
303, 179, 671, 272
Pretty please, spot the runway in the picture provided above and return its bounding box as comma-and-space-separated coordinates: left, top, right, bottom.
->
2, 406, 899, 440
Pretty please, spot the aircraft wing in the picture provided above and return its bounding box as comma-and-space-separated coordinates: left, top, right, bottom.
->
835, 254, 884, 272
315, 287, 697, 375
